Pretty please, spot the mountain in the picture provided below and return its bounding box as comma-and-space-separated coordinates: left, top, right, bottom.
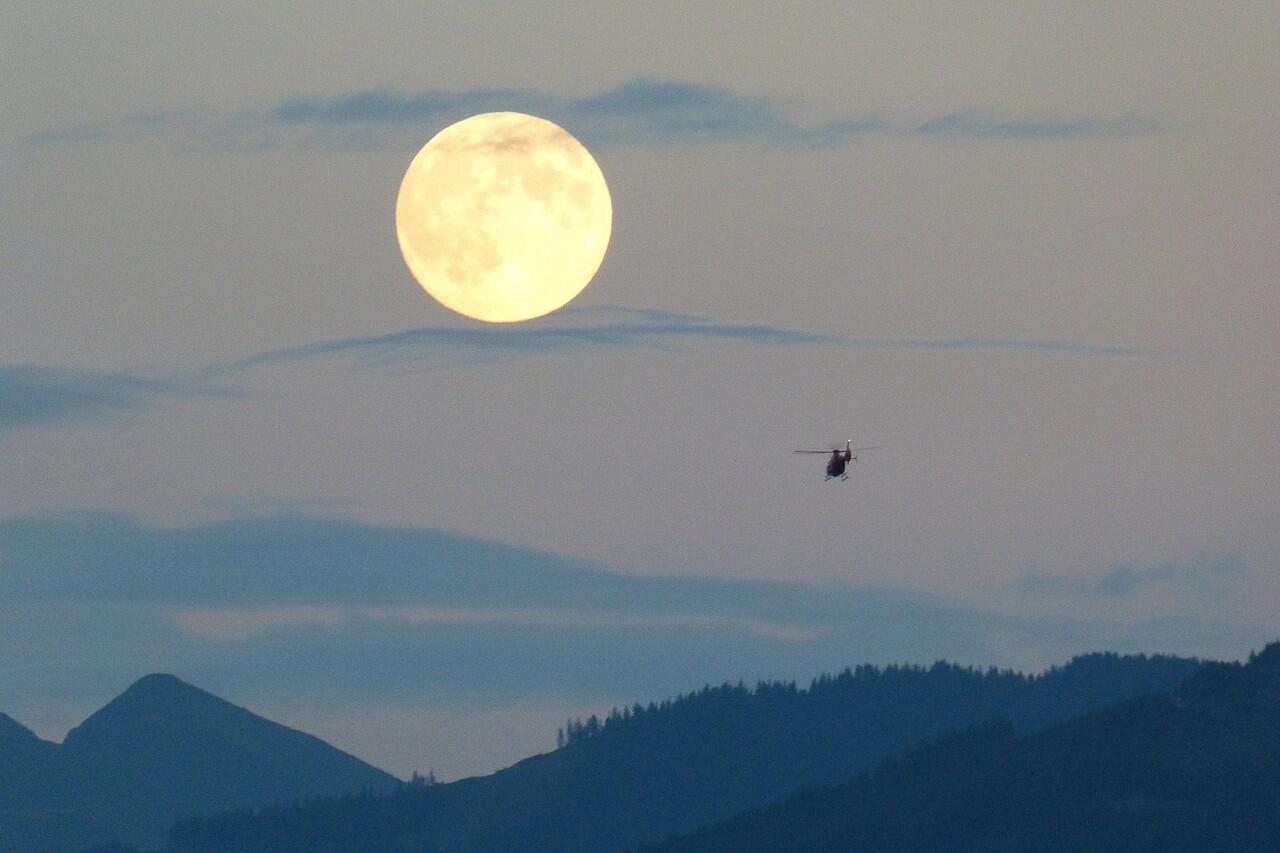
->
0, 675, 398, 852
644, 642, 1280, 853
0, 712, 57, 763
170, 651, 1200, 853
0, 712, 90, 848
0, 712, 59, 794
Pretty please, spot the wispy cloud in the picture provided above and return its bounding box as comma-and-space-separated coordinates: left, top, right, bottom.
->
25, 79, 1154, 151
917, 112, 1161, 139
841, 335, 1190, 359
562, 80, 880, 144
25, 124, 110, 146
203, 306, 842, 377
0, 310, 1191, 434
199, 306, 1196, 379
0, 510, 997, 703
0, 511, 943, 630
268, 87, 538, 127
1019, 552, 1249, 598
1, 511, 1266, 712
0, 365, 227, 432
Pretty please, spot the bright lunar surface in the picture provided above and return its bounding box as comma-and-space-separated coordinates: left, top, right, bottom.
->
395, 112, 612, 323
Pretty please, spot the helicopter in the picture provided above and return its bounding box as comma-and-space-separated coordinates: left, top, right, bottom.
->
794, 440, 877, 481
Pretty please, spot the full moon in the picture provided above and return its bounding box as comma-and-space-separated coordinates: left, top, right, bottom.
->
395, 112, 612, 323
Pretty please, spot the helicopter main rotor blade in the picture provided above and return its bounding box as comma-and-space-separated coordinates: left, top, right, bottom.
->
793, 450, 834, 454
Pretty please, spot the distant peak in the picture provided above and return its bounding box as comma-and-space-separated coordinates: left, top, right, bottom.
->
104, 672, 233, 711
116, 672, 216, 703
129, 672, 189, 690
62, 672, 245, 751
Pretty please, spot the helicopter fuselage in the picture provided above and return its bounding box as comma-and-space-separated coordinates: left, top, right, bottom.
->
826, 452, 849, 478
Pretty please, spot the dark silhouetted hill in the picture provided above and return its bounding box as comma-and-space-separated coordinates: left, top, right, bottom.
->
0, 712, 103, 852
170, 651, 1199, 853
0, 711, 59, 796
643, 641, 1280, 853
0, 675, 398, 852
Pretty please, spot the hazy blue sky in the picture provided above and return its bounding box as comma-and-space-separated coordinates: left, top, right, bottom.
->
3, 2, 1277, 779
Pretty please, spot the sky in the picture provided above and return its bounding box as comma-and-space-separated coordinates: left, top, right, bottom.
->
2, 2, 1278, 780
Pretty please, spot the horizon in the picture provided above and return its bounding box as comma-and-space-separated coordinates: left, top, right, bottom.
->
12, 623, 1274, 787
6, 640, 1240, 782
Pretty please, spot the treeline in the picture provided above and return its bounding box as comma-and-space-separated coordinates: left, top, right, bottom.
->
170, 651, 1200, 853
557, 652, 1194, 747
643, 643, 1280, 853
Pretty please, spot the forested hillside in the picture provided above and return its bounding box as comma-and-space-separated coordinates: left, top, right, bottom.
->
170, 651, 1199, 853
644, 642, 1280, 853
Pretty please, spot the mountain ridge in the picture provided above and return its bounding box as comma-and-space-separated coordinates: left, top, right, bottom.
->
170, 650, 1202, 853
0, 673, 399, 853
642, 641, 1280, 853
0, 711, 54, 753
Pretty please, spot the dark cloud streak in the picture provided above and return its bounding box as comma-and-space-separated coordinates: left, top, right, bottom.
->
26, 79, 1154, 150
0, 366, 230, 432
199, 306, 1197, 379
269, 87, 542, 127
208, 315, 841, 377
26, 124, 109, 146
0, 310, 1190, 432
918, 112, 1161, 139
264, 80, 877, 145
844, 335, 1187, 359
